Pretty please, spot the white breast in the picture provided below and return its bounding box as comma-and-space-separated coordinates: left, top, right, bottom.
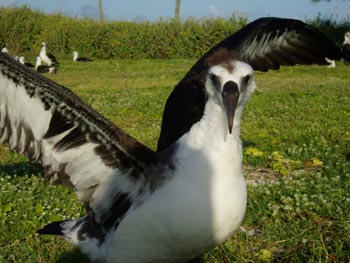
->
106, 99, 247, 263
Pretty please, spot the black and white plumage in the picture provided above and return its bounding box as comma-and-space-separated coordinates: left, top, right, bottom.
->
35, 56, 57, 74
73, 51, 93, 62
39, 42, 59, 66
19, 56, 34, 68
0, 17, 341, 263
342, 31, 350, 64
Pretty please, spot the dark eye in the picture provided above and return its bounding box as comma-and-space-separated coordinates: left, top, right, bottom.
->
242, 74, 251, 84
209, 73, 219, 86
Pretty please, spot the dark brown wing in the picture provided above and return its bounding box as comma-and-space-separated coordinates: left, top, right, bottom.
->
157, 17, 341, 151
187, 17, 342, 74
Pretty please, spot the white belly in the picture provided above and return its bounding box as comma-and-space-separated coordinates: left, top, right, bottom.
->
107, 143, 247, 263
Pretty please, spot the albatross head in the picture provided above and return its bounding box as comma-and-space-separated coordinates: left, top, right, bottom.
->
205, 48, 256, 133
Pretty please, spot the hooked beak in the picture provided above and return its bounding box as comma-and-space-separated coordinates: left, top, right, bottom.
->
221, 81, 239, 134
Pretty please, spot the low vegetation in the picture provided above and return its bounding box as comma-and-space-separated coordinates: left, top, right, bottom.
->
0, 6, 247, 59
1, 6, 350, 60
0, 58, 349, 262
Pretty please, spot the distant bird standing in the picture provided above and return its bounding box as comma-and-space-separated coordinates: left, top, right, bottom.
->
19, 56, 34, 68
1, 47, 8, 53
39, 42, 59, 66
35, 56, 57, 74
73, 51, 93, 62
0, 17, 341, 263
342, 31, 350, 64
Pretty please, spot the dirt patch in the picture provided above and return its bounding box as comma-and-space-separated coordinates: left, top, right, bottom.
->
244, 165, 279, 186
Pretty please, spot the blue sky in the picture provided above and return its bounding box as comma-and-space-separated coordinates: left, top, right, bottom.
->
1, 0, 350, 22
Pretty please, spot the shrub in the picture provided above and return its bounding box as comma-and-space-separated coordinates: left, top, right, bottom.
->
0, 6, 248, 59
0, 6, 347, 60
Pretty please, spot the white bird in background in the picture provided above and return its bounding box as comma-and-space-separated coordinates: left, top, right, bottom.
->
19, 56, 34, 68
0, 17, 341, 263
342, 31, 350, 64
39, 42, 59, 66
35, 56, 57, 74
73, 51, 93, 62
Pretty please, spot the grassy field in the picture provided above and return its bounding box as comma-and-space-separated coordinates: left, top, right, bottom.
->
0, 58, 350, 262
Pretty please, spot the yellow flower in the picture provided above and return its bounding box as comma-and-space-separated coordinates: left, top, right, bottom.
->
271, 151, 283, 160
245, 147, 264, 157
312, 158, 324, 167
257, 249, 273, 262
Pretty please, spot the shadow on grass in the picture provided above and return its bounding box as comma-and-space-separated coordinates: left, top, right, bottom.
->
57, 248, 92, 263
0, 162, 43, 177
242, 140, 257, 148
56, 250, 205, 263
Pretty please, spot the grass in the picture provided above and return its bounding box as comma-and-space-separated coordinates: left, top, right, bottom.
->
0, 58, 350, 262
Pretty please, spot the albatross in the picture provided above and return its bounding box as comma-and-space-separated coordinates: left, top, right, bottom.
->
342, 31, 350, 64
19, 56, 34, 68
39, 42, 59, 66
0, 17, 341, 263
73, 51, 93, 62
35, 56, 57, 74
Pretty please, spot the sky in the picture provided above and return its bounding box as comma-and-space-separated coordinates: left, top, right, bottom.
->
1, 0, 350, 22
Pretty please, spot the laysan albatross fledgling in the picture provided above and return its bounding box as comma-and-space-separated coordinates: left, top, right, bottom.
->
19, 56, 34, 68
39, 42, 59, 66
0, 17, 341, 263
35, 56, 57, 74
73, 51, 93, 62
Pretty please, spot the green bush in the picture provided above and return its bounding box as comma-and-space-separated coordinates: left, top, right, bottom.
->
0, 6, 248, 59
0, 6, 348, 60
307, 14, 350, 46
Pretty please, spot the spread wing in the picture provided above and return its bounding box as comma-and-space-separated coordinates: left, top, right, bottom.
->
157, 17, 342, 151
186, 17, 342, 76
0, 53, 162, 231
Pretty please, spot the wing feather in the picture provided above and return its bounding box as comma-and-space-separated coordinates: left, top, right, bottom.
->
184, 17, 341, 76
0, 53, 163, 234
157, 17, 341, 151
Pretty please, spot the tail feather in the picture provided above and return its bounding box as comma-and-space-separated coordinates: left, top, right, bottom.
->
37, 216, 88, 243
36, 216, 110, 262
37, 220, 65, 235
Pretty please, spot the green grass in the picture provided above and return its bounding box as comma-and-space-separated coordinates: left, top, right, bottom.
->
1, 59, 350, 262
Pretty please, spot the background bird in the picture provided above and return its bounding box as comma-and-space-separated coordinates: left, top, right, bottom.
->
35, 56, 57, 73
341, 31, 350, 64
73, 51, 93, 62
39, 42, 59, 66
19, 56, 34, 68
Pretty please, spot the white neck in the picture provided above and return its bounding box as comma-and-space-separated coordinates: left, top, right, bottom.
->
35, 57, 42, 70
179, 97, 243, 150
170, 97, 246, 243
40, 45, 46, 56
19, 57, 25, 64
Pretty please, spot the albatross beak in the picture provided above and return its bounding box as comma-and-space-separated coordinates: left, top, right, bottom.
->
221, 81, 239, 134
